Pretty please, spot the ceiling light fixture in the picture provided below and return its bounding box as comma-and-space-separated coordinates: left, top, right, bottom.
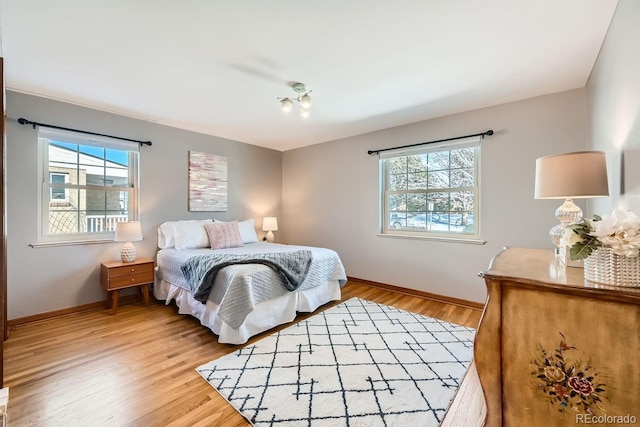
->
279, 82, 312, 117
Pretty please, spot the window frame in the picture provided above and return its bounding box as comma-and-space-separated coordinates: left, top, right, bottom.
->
379, 137, 481, 241
49, 172, 70, 202
36, 129, 140, 245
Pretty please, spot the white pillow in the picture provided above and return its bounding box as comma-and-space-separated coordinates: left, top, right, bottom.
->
173, 221, 212, 250
215, 218, 259, 244
158, 219, 212, 249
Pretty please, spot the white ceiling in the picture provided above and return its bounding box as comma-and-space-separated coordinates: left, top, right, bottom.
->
0, 0, 618, 151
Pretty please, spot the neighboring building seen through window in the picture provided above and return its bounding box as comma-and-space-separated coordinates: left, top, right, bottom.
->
38, 129, 139, 243
380, 137, 480, 239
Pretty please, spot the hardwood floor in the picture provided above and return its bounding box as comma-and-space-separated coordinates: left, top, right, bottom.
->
4, 280, 482, 426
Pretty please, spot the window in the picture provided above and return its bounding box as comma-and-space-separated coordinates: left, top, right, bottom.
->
37, 128, 139, 244
50, 172, 69, 201
380, 137, 480, 239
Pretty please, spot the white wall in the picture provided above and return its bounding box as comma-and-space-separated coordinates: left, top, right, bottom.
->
15, 4, 637, 317
282, 89, 588, 303
6, 91, 282, 319
586, 0, 640, 215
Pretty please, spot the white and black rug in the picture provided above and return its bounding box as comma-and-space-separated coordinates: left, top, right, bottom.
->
196, 297, 475, 427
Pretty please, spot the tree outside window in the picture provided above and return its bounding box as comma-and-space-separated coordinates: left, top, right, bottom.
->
380, 138, 480, 238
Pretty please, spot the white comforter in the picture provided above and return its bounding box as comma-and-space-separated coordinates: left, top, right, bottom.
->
155, 242, 347, 343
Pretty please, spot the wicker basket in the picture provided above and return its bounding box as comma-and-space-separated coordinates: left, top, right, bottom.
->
584, 247, 640, 287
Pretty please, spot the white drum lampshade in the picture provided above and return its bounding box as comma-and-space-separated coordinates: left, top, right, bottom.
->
114, 221, 143, 263
535, 151, 609, 247
262, 217, 278, 243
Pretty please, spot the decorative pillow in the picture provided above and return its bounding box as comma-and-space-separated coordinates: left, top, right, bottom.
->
172, 221, 212, 250
158, 219, 212, 248
214, 218, 259, 244
204, 221, 244, 250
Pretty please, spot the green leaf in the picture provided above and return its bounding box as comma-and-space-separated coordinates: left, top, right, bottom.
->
570, 242, 594, 260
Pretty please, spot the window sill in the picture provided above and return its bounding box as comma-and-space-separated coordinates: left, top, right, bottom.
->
376, 233, 486, 245
30, 239, 116, 248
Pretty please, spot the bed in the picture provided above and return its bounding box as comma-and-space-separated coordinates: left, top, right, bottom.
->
153, 219, 347, 344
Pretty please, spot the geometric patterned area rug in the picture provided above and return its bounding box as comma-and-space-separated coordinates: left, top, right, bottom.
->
196, 297, 475, 427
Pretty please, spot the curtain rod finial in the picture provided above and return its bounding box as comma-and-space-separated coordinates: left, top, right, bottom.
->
18, 117, 36, 129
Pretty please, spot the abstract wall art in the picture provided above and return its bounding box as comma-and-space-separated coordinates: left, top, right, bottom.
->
188, 151, 228, 211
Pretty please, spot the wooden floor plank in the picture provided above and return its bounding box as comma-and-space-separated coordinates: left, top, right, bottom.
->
4, 280, 483, 426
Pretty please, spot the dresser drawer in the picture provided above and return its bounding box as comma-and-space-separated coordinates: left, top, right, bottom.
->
108, 262, 154, 278
107, 271, 154, 290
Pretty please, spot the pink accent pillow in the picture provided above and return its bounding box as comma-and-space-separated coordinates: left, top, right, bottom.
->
204, 221, 244, 249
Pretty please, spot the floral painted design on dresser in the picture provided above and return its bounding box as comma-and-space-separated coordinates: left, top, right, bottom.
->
530, 333, 607, 414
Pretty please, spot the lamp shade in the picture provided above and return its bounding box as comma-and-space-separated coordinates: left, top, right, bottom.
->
534, 151, 609, 199
114, 221, 143, 242
300, 93, 312, 109
262, 217, 278, 232
280, 98, 293, 112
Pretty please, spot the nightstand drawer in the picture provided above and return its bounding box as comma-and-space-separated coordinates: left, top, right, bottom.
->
108, 262, 154, 278
107, 271, 154, 290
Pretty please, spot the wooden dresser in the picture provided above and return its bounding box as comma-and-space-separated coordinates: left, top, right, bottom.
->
476, 247, 640, 426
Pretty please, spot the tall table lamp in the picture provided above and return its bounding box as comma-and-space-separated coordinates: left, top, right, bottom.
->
262, 217, 278, 243
114, 221, 143, 263
534, 151, 609, 248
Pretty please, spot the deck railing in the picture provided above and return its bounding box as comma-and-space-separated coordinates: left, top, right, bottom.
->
86, 215, 128, 232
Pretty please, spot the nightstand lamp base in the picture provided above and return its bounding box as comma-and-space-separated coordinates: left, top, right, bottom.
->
121, 241, 136, 263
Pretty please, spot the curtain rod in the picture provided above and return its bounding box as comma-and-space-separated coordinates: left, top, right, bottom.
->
367, 129, 493, 155
17, 117, 153, 147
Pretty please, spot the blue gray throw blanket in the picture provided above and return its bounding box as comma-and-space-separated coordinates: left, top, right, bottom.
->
181, 250, 314, 303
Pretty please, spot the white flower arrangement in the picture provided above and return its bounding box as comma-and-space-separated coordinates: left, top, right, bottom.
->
563, 209, 640, 260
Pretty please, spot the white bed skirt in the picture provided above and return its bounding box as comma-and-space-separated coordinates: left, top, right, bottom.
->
154, 279, 342, 345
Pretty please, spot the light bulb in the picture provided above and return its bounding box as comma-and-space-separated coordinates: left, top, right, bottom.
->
300, 93, 312, 109
300, 107, 310, 118
280, 98, 293, 112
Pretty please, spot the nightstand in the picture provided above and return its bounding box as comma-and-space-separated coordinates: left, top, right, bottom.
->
100, 258, 154, 315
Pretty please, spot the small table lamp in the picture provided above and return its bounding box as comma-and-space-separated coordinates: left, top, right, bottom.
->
535, 151, 609, 247
114, 221, 143, 263
262, 217, 278, 243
